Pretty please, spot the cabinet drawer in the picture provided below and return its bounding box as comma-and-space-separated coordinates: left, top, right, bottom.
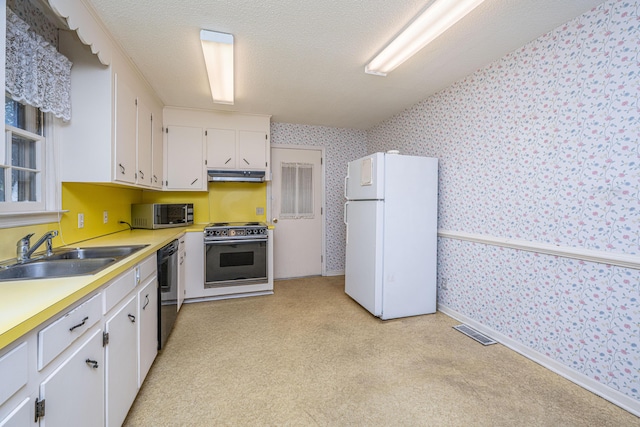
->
38, 294, 101, 370
138, 254, 157, 285
103, 268, 137, 314
0, 343, 28, 407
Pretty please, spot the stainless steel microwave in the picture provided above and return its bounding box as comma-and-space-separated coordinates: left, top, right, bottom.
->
131, 203, 194, 229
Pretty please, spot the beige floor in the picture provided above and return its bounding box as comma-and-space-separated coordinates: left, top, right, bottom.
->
124, 276, 638, 426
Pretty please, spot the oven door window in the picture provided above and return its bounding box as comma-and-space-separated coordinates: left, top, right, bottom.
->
206, 240, 267, 284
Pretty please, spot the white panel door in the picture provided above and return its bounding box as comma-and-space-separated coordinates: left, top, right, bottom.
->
344, 200, 384, 317
271, 147, 323, 279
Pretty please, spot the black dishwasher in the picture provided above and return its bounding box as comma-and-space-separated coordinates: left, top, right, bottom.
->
157, 240, 179, 349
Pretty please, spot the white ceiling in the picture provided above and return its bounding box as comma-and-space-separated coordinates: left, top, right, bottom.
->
84, 0, 606, 130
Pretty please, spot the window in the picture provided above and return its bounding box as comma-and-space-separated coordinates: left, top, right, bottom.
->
280, 162, 314, 219
1, 96, 55, 219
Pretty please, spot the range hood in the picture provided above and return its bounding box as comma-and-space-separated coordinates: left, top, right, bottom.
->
207, 169, 266, 183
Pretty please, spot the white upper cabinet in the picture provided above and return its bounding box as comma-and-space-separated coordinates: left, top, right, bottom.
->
206, 128, 268, 171
164, 107, 271, 180
114, 74, 138, 185
165, 126, 207, 191
58, 31, 163, 189
136, 99, 153, 187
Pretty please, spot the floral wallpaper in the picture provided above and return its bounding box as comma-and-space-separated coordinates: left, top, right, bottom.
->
270, 123, 368, 273
368, 0, 639, 404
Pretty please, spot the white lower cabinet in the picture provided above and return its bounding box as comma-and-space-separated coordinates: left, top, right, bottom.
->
104, 296, 138, 427
137, 278, 158, 387
0, 254, 160, 427
0, 396, 31, 427
38, 328, 104, 427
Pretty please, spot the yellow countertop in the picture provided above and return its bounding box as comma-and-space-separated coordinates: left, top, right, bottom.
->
0, 226, 205, 351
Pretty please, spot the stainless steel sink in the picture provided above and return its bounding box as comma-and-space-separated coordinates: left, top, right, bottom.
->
0, 258, 117, 281
47, 245, 148, 260
0, 244, 148, 281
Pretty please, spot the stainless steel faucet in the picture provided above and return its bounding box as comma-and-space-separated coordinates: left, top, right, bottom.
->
16, 230, 59, 262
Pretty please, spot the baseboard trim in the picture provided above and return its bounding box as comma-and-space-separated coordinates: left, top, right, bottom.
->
184, 291, 273, 303
325, 269, 345, 277
438, 304, 640, 417
437, 229, 640, 270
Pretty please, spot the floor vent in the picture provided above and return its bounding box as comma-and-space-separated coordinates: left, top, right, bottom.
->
453, 324, 497, 346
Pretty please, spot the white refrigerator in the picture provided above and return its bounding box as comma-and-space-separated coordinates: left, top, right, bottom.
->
344, 152, 438, 319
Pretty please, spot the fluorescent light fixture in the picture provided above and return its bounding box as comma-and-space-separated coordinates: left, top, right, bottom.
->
365, 0, 485, 76
200, 30, 234, 104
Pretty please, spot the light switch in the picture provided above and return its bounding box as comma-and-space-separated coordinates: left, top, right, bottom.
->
78, 213, 84, 229
103, 211, 108, 224
256, 207, 264, 215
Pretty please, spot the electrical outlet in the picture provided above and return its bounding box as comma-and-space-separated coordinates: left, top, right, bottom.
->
256, 207, 264, 215
103, 211, 108, 224
78, 213, 85, 229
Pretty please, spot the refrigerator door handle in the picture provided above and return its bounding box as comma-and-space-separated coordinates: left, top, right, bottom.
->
344, 175, 349, 199
344, 201, 349, 244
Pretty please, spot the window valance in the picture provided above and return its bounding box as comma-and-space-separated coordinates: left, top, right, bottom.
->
5, 7, 72, 121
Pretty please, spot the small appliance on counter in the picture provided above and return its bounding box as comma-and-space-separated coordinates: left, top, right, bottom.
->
131, 203, 193, 229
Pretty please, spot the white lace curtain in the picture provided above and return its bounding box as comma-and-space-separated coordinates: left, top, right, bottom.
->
281, 162, 314, 218
5, 8, 72, 121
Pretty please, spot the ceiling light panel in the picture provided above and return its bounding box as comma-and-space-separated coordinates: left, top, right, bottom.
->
366, 0, 485, 76
200, 30, 234, 104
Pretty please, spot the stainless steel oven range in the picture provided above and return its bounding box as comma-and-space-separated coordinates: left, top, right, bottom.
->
204, 222, 268, 288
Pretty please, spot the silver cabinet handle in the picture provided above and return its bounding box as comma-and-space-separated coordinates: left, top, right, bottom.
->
191, 178, 198, 185
139, 170, 144, 179
119, 163, 125, 174
153, 175, 158, 183
243, 158, 250, 165
224, 158, 232, 164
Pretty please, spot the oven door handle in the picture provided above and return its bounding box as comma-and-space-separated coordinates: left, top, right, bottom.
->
205, 239, 267, 245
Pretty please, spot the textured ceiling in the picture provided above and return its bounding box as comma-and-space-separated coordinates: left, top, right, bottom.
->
84, 0, 606, 129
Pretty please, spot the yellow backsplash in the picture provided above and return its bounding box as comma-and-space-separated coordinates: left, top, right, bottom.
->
59, 183, 143, 245
141, 182, 267, 223
206, 182, 267, 223
0, 181, 267, 261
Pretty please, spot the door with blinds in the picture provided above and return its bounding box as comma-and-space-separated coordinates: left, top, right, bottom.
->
271, 147, 323, 279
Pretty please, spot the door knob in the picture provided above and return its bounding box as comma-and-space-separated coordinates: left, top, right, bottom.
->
272, 218, 278, 224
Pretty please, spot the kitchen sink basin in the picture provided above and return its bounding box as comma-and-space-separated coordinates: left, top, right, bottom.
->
47, 245, 148, 260
0, 245, 148, 281
0, 258, 117, 281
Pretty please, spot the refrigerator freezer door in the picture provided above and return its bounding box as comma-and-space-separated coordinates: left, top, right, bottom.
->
345, 153, 385, 200
345, 200, 384, 316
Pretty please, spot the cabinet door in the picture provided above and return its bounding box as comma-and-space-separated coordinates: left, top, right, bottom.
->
137, 278, 158, 387
206, 128, 236, 169
114, 74, 137, 184
177, 237, 186, 311
105, 296, 138, 427
166, 126, 205, 190
136, 100, 153, 187
238, 130, 267, 170
151, 108, 164, 189
0, 396, 30, 427
38, 329, 104, 427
